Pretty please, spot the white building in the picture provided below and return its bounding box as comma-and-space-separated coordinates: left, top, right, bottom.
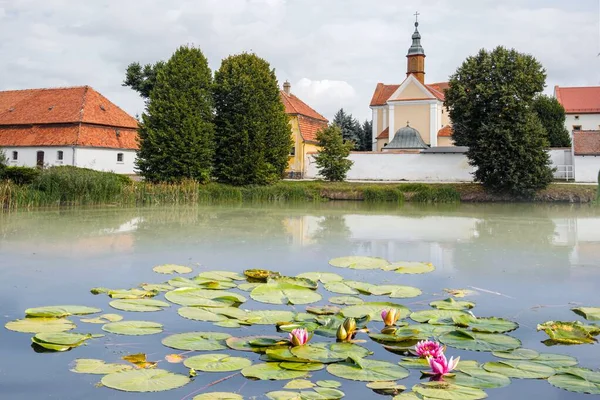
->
0, 86, 139, 174
555, 86, 600, 132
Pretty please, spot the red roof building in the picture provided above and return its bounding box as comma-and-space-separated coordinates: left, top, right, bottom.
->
554, 86, 600, 133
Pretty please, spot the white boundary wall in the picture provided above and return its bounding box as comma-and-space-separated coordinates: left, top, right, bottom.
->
574, 156, 600, 183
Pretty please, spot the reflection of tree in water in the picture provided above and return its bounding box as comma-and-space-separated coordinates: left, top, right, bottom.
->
310, 214, 366, 255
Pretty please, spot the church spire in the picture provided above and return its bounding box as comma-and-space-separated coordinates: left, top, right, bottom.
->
406, 12, 426, 83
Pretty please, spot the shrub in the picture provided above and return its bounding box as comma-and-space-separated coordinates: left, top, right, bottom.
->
363, 186, 403, 203
2, 166, 41, 185
314, 125, 354, 182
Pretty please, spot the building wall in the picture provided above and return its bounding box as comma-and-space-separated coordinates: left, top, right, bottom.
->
376, 138, 389, 152
441, 106, 450, 127
287, 116, 302, 174
376, 108, 384, 135
437, 137, 454, 147
574, 156, 600, 183
74, 148, 137, 174
392, 80, 430, 100
566, 114, 600, 131
393, 104, 431, 144
3, 146, 75, 168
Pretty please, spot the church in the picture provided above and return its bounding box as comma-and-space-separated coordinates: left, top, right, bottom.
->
370, 17, 453, 152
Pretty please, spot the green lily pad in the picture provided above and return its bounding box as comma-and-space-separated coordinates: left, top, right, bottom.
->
246, 310, 297, 325
102, 289, 158, 299
214, 320, 244, 328
410, 310, 469, 324
323, 282, 362, 295
297, 272, 343, 284
81, 314, 123, 324
193, 393, 243, 400
70, 359, 133, 374
109, 299, 170, 312
241, 363, 308, 380
316, 380, 341, 388
140, 283, 174, 292
280, 362, 325, 372
444, 289, 477, 298
448, 368, 511, 389
250, 282, 321, 305
329, 296, 364, 305
430, 298, 475, 311
572, 307, 600, 321
492, 348, 539, 360
440, 330, 521, 352
290, 342, 372, 363
326, 359, 409, 382
266, 390, 343, 400
412, 382, 487, 400
393, 393, 422, 400
530, 353, 578, 368
101, 369, 190, 392
191, 278, 239, 290
24, 305, 101, 318
244, 269, 281, 282
548, 367, 600, 395
32, 332, 93, 351
226, 336, 287, 353
388, 261, 435, 274
102, 321, 163, 336
306, 305, 340, 316
5, 318, 76, 333
178, 306, 247, 322
270, 276, 319, 290
329, 256, 390, 270
341, 302, 410, 321
452, 315, 518, 333
184, 354, 252, 372
284, 379, 315, 389
162, 331, 231, 351
483, 360, 555, 379
197, 271, 246, 281
265, 347, 313, 363
537, 321, 598, 345
369, 285, 422, 299
277, 321, 320, 333
366, 381, 407, 396
237, 283, 261, 292
153, 264, 193, 274
165, 287, 246, 307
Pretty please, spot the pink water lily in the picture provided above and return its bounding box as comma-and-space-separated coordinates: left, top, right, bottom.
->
289, 328, 310, 347
415, 340, 444, 359
427, 353, 460, 376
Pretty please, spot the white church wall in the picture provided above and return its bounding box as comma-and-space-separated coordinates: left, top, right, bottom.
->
75, 148, 137, 174
566, 114, 600, 131
2, 146, 75, 168
574, 156, 600, 183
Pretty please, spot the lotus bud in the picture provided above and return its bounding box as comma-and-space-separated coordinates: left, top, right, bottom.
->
288, 328, 309, 347
343, 317, 356, 334
382, 308, 400, 327
336, 324, 348, 341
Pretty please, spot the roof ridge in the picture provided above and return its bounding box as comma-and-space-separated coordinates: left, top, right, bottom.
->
0, 86, 90, 94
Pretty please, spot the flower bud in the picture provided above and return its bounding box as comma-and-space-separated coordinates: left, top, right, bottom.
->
343, 317, 356, 334
382, 308, 400, 327
336, 324, 348, 341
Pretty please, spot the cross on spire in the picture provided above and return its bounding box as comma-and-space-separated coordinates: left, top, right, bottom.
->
414, 11, 420, 23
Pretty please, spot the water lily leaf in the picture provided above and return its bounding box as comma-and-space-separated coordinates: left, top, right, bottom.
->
165, 354, 185, 363
266, 388, 345, 400
387, 261, 435, 274
400, 323, 455, 338
483, 360, 555, 379
251, 282, 322, 305
492, 348, 539, 360
329, 296, 364, 305
548, 367, 600, 395
5, 318, 75, 333
410, 310, 469, 324
530, 353, 578, 368
327, 359, 409, 382
244, 269, 281, 282
226, 336, 286, 353
316, 380, 341, 388
572, 307, 600, 321
109, 299, 170, 312
101, 369, 190, 392
214, 320, 244, 328
537, 321, 598, 345
399, 358, 430, 369
369, 285, 422, 299
246, 310, 297, 325
106, 289, 159, 299
393, 393, 422, 399
153, 264, 192, 274
447, 368, 511, 389
178, 306, 247, 322
367, 381, 407, 396
323, 282, 361, 295
171, 277, 238, 290
193, 393, 243, 400
70, 359, 132, 374
290, 342, 372, 363
452, 315, 518, 333
265, 347, 313, 363
238, 283, 261, 292
297, 272, 343, 284
277, 321, 320, 333
341, 302, 410, 321
285, 380, 316, 389
162, 332, 231, 351
306, 305, 340, 316
241, 363, 308, 380
270, 276, 319, 290
444, 289, 477, 298
140, 283, 174, 292
369, 326, 429, 344
329, 256, 390, 270
313, 388, 345, 399
280, 362, 325, 371
102, 321, 163, 336
25, 305, 101, 318
295, 313, 317, 322
197, 271, 246, 281
430, 298, 475, 311
32, 332, 93, 351
165, 287, 246, 307
184, 354, 252, 372
439, 330, 521, 352
81, 313, 123, 324
122, 353, 157, 369
412, 382, 487, 400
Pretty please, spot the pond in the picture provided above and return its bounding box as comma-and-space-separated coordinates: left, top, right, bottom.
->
1, 203, 600, 399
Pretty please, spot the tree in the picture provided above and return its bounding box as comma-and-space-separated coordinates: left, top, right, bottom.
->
532, 95, 571, 148
136, 46, 215, 182
361, 120, 373, 151
123, 61, 165, 100
213, 53, 292, 185
332, 109, 362, 147
445, 46, 554, 197
314, 125, 354, 181
0, 148, 7, 178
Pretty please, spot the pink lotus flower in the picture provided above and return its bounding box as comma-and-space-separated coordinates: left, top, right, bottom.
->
427, 353, 460, 376
415, 340, 444, 359
289, 328, 310, 347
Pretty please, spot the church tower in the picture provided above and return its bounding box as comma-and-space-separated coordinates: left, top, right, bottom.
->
406, 15, 426, 84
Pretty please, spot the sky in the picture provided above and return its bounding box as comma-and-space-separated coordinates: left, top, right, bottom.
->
1, 0, 599, 122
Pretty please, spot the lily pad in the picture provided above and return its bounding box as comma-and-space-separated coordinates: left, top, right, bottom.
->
104, 289, 158, 299
5, 318, 75, 333
24, 305, 101, 318
306, 305, 340, 316
266, 389, 344, 400
326, 359, 409, 382
410, 310, 469, 324
193, 393, 243, 400
32, 332, 93, 352
70, 359, 132, 374
265, 347, 313, 363
280, 362, 325, 372
412, 382, 487, 400
448, 368, 511, 389
548, 367, 600, 395
101, 369, 190, 392
140, 283, 174, 292
81, 314, 123, 324
165, 287, 246, 307
388, 261, 435, 274
572, 307, 600, 322
270, 276, 319, 290
483, 360, 555, 379
238, 283, 262, 292
439, 330, 521, 352
184, 354, 252, 372
244, 269, 281, 282
102, 321, 163, 336
226, 336, 287, 353
452, 315, 518, 333
341, 302, 410, 321
329, 256, 390, 270
369, 285, 422, 299
329, 296, 364, 306
251, 282, 322, 305
297, 272, 343, 284
153, 264, 193, 274
530, 353, 578, 368
178, 306, 247, 322
162, 332, 231, 351
398, 358, 430, 369
246, 310, 297, 325
241, 363, 308, 380
197, 271, 246, 281
492, 348, 539, 360
366, 381, 407, 396
444, 289, 477, 298
537, 321, 598, 345
109, 299, 170, 312
284, 380, 316, 389
290, 342, 372, 363
323, 282, 362, 295
430, 298, 475, 311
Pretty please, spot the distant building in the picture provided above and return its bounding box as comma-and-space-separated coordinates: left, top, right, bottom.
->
370, 18, 452, 152
0, 86, 139, 174
280, 82, 328, 178
554, 86, 600, 132
573, 130, 600, 183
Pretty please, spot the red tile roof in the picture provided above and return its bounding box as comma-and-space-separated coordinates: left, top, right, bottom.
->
370, 81, 448, 106
376, 127, 389, 139
280, 91, 328, 122
555, 86, 600, 114
297, 116, 328, 143
437, 125, 453, 137
0, 86, 139, 150
573, 130, 600, 155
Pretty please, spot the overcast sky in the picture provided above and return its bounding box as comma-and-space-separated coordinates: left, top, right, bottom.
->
1, 0, 599, 121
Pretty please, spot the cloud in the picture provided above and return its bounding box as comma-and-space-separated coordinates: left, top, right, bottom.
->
293, 78, 358, 120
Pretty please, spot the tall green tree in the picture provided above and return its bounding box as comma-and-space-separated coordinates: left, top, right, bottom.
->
213, 53, 292, 185
532, 95, 571, 148
332, 109, 362, 147
314, 125, 354, 181
445, 46, 553, 197
123, 61, 165, 100
361, 120, 373, 151
136, 46, 215, 182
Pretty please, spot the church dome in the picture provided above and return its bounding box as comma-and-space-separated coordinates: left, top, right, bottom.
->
385, 123, 428, 150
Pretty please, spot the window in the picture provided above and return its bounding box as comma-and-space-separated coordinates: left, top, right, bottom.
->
12, 151, 18, 160
57, 150, 64, 161
574, 116, 580, 120
117, 153, 124, 163
573, 125, 582, 131
290, 146, 296, 156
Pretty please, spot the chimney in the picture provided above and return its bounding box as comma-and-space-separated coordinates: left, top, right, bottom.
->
283, 80, 291, 95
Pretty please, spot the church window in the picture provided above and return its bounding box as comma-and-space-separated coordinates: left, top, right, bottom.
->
573, 125, 582, 131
